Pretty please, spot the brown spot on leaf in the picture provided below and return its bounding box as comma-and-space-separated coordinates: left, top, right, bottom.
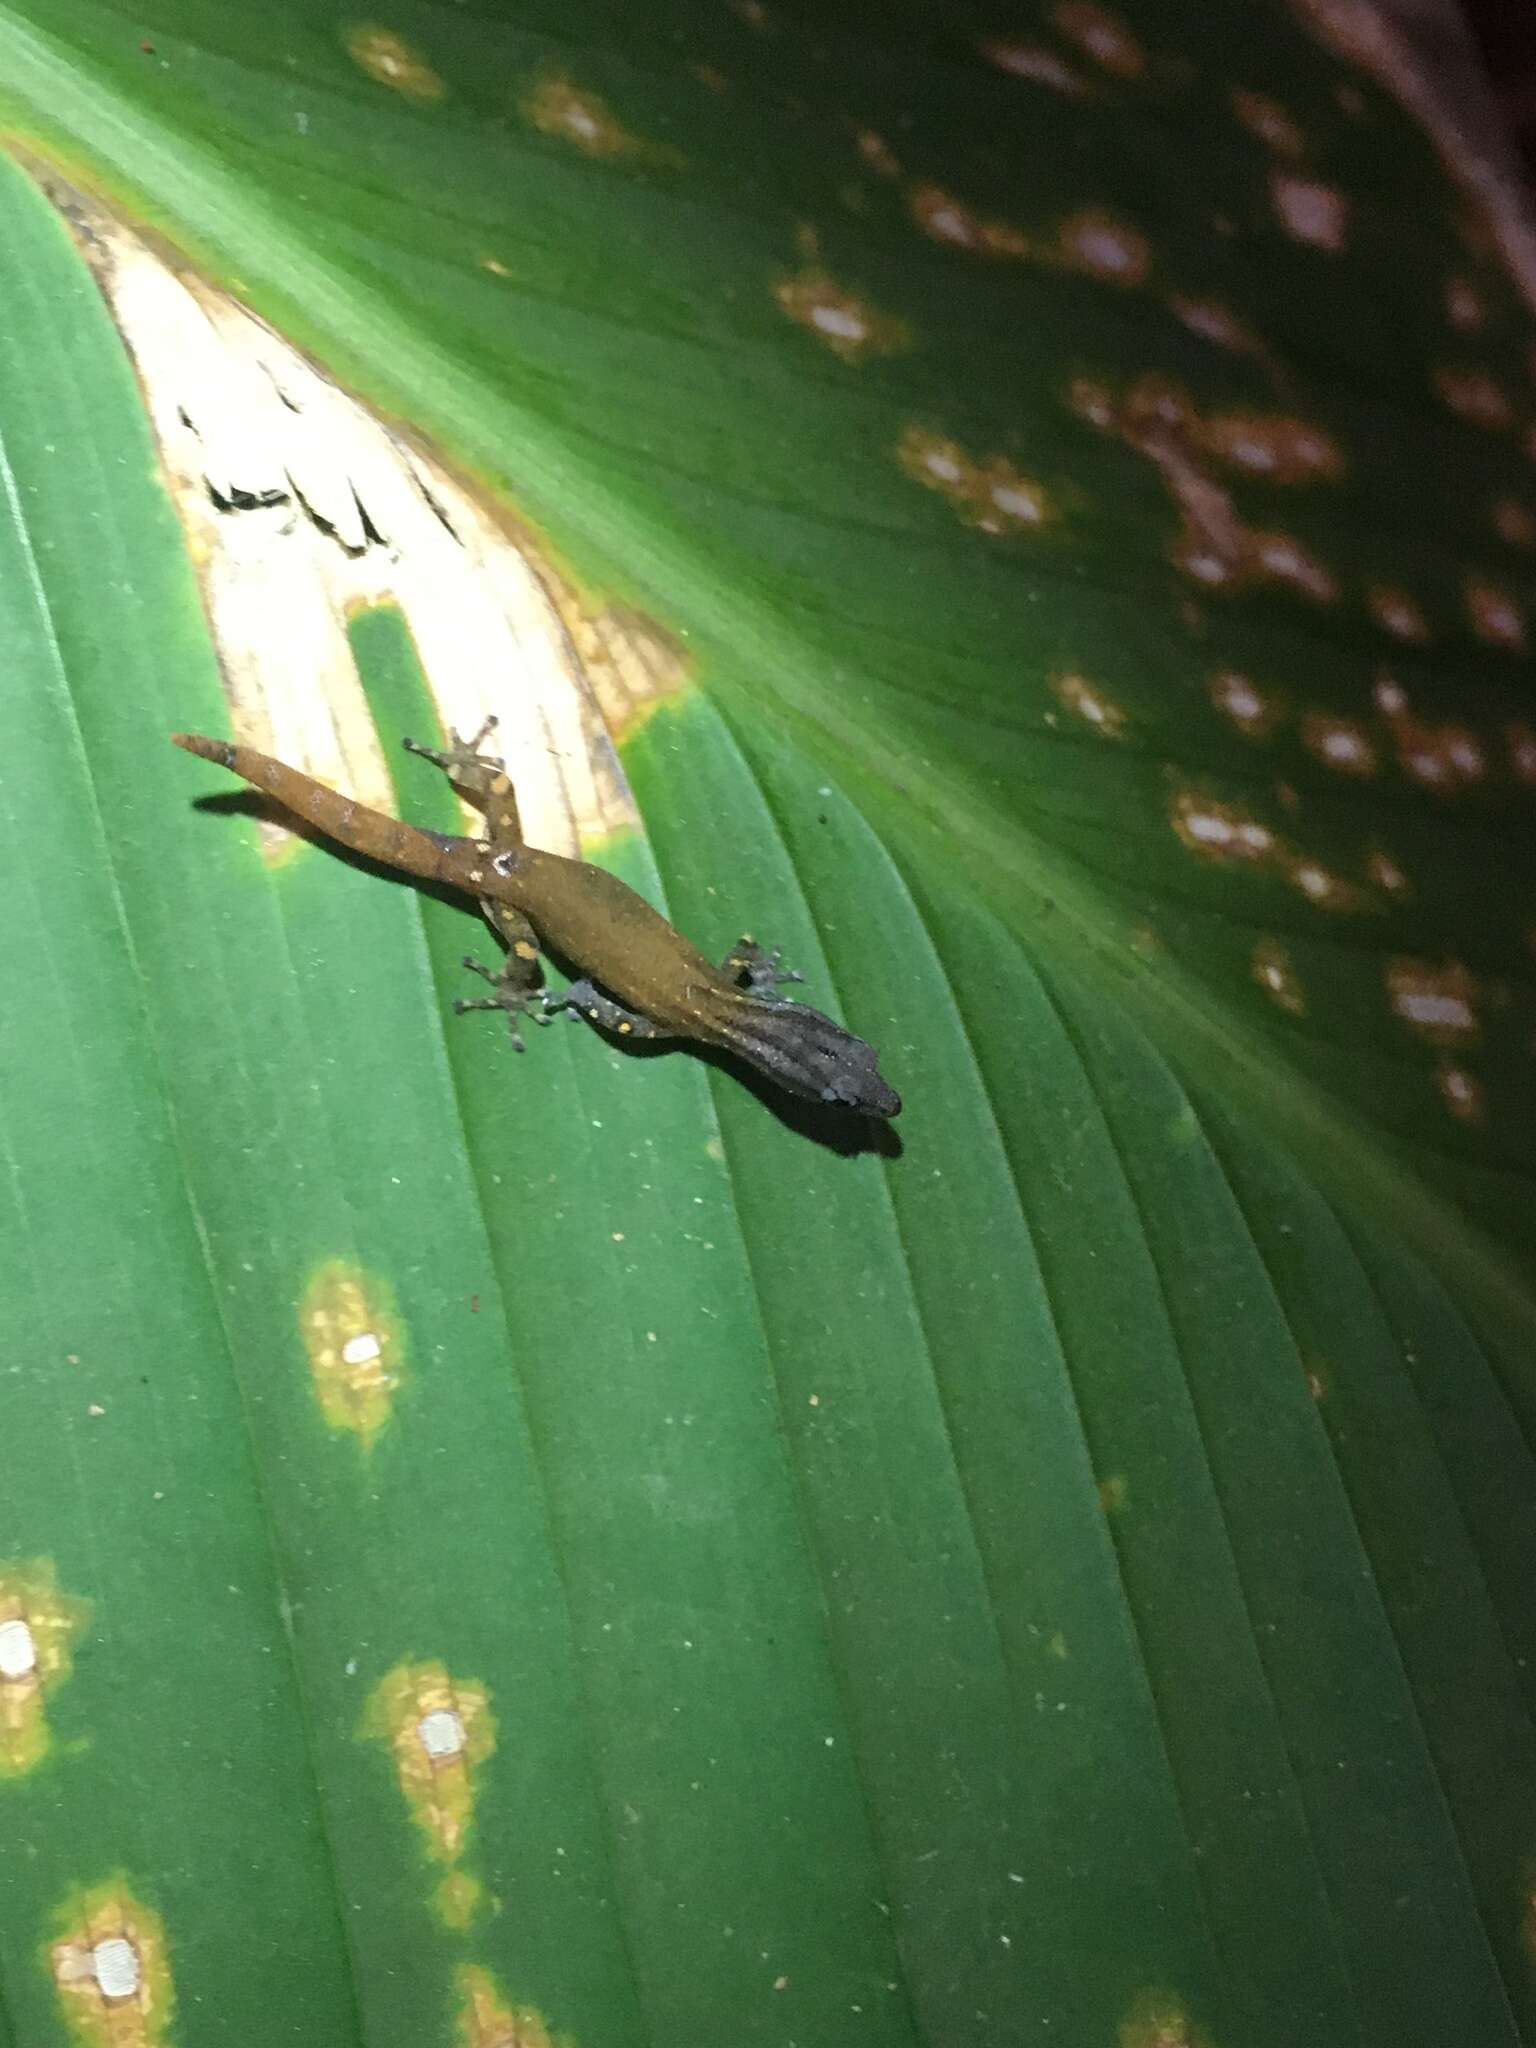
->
1052, 2, 1145, 78
1434, 366, 1514, 429
773, 262, 910, 363
345, 24, 446, 103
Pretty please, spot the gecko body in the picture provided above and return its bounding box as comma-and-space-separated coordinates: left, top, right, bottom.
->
172, 727, 900, 1118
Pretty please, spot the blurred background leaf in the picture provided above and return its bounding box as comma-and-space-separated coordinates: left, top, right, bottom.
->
1, 2, 1534, 2044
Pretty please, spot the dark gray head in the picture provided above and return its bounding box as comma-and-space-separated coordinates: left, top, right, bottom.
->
726, 997, 901, 1118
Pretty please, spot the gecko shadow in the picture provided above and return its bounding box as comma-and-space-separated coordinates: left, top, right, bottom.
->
193, 789, 474, 919
194, 790, 904, 1158
569, 1025, 904, 1160
702, 1045, 905, 1157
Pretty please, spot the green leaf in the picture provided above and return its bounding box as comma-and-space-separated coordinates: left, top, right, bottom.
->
1, 4, 1534, 2045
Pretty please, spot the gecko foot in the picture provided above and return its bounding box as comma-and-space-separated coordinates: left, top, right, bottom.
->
452, 951, 551, 1052
402, 718, 504, 780
721, 936, 806, 997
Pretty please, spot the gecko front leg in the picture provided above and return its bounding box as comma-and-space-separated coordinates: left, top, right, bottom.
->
403, 721, 549, 1045
402, 719, 525, 846
452, 946, 551, 1052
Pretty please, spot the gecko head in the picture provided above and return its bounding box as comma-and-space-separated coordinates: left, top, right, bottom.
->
724, 996, 901, 1118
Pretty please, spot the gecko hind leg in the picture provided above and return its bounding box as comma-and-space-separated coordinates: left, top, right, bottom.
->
544, 979, 671, 1042
453, 952, 551, 1053
721, 936, 805, 998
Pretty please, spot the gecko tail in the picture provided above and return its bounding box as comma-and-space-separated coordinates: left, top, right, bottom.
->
717, 994, 901, 1118
172, 733, 236, 765
170, 729, 463, 885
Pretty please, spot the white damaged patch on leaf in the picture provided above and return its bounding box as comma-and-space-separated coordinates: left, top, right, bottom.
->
33, 167, 652, 862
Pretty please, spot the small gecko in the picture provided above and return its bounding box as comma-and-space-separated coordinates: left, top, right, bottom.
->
172, 722, 901, 1118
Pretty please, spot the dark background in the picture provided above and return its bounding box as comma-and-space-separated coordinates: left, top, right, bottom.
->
1461, 0, 1536, 180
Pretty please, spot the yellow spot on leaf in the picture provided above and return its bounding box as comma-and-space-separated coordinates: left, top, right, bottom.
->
1210, 668, 1286, 739
909, 182, 988, 252
1288, 857, 1365, 912
1171, 789, 1372, 912
1366, 845, 1411, 896
455, 1964, 555, 2048
1436, 1064, 1483, 1123
48, 1880, 173, 2048
521, 74, 678, 165
1387, 958, 1480, 1044
1301, 712, 1376, 776
1066, 375, 1117, 429
1118, 1985, 1210, 2048
344, 25, 445, 104
1171, 790, 1279, 864
435, 1870, 484, 1930
1098, 1474, 1128, 1512
479, 256, 510, 278
1252, 938, 1306, 1015
975, 457, 1052, 531
854, 128, 901, 178
301, 1260, 404, 1452
0, 1562, 88, 1778
1052, 672, 1126, 737
364, 1662, 496, 1882
897, 424, 1054, 535
773, 263, 909, 363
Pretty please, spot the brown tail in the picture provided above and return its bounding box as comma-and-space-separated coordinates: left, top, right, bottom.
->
171, 732, 465, 887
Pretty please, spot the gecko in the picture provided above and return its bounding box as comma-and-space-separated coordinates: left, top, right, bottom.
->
172, 722, 901, 1118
